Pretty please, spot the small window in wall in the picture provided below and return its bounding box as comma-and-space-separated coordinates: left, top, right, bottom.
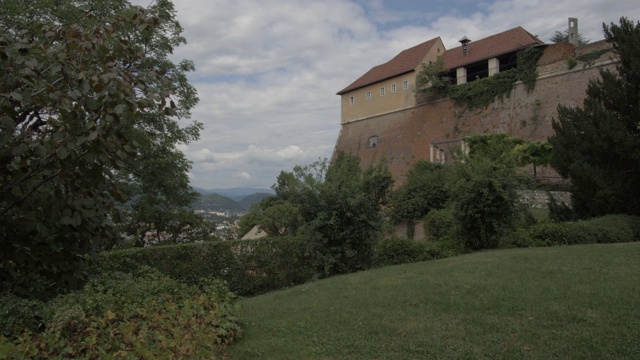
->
380, 87, 385, 96
366, 91, 372, 101
403, 80, 409, 89
391, 83, 397, 93
350, 96, 355, 105
368, 136, 379, 148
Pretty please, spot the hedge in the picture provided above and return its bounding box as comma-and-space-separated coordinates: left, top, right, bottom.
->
503, 214, 640, 248
97, 236, 317, 297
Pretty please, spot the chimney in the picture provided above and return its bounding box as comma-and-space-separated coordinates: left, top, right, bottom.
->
568, 18, 579, 47
459, 36, 471, 56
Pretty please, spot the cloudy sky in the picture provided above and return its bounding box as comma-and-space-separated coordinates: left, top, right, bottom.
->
133, 0, 640, 190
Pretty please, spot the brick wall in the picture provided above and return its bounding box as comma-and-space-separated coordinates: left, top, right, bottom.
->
333, 44, 617, 187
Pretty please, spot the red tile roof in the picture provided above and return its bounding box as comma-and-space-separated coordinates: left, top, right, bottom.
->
336, 27, 544, 96
336, 37, 441, 95
442, 26, 544, 69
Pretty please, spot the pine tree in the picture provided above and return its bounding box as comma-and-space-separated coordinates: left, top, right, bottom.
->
549, 17, 640, 217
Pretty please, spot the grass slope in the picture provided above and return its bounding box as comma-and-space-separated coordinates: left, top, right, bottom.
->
228, 243, 640, 359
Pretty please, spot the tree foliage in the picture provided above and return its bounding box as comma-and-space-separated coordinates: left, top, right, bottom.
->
450, 155, 526, 250
449, 134, 535, 250
416, 56, 451, 101
0, 0, 200, 298
549, 30, 590, 46
252, 153, 393, 277
389, 161, 451, 225
549, 17, 640, 217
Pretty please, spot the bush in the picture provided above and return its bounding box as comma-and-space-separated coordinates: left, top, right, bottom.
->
423, 208, 458, 241
98, 236, 317, 297
451, 157, 525, 250
389, 161, 451, 224
548, 193, 576, 223
502, 215, 640, 248
375, 236, 432, 266
0, 267, 242, 358
0, 295, 48, 340
374, 235, 463, 267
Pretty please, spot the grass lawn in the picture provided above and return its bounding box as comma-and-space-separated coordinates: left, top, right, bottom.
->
227, 242, 640, 359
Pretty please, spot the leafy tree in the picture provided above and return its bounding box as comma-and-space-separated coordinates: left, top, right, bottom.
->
511, 141, 553, 179
389, 161, 451, 226
466, 133, 525, 161
549, 30, 590, 46
257, 153, 393, 277
416, 56, 452, 101
450, 155, 526, 250
450, 134, 534, 250
549, 17, 640, 217
0, 0, 200, 298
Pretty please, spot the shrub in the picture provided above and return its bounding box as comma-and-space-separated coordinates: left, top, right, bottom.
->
0, 267, 242, 358
548, 193, 576, 223
389, 161, 451, 225
374, 235, 463, 267
423, 208, 458, 241
375, 236, 433, 266
502, 215, 640, 248
451, 156, 525, 250
98, 236, 317, 297
0, 295, 48, 340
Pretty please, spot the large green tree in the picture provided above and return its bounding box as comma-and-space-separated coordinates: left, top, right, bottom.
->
0, 0, 201, 297
549, 17, 640, 217
247, 153, 393, 277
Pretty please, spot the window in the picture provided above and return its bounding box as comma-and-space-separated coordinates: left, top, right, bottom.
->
350, 96, 355, 105
391, 83, 397, 93
380, 87, 385, 96
403, 80, 409, 89
366, 91, 371, 101
368, 136, 379, 148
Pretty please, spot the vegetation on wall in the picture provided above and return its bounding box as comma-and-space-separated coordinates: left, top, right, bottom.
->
417, 47, 543, 110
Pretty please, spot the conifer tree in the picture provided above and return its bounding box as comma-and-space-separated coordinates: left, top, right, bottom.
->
549, 17, 640, 217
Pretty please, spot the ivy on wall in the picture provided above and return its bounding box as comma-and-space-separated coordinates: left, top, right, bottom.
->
417, 47, 544, 110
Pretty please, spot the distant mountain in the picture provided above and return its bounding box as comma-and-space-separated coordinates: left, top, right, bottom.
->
192, 193, 242, 211
191, 191, 274, 212
238, 193, 272, 209
193, 187, 274, 201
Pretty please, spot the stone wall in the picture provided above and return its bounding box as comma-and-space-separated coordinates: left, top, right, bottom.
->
518, 190, 572, 209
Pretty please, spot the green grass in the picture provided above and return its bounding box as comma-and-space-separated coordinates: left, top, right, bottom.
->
227, 242, 640, 359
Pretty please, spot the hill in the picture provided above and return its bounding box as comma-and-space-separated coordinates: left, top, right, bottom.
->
193, 187, 274, 201
238, 193, 272, 209
191, 193, 241, 211
191, 192, 273, 212
228, 242, 640, 359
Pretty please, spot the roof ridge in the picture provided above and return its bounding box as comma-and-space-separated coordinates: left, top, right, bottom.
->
336, 37, 441, 95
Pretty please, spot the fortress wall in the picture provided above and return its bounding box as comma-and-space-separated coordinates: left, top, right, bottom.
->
333, 48, 617, 187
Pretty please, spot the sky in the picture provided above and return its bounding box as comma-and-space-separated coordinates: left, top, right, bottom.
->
132, 0, 640, 190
